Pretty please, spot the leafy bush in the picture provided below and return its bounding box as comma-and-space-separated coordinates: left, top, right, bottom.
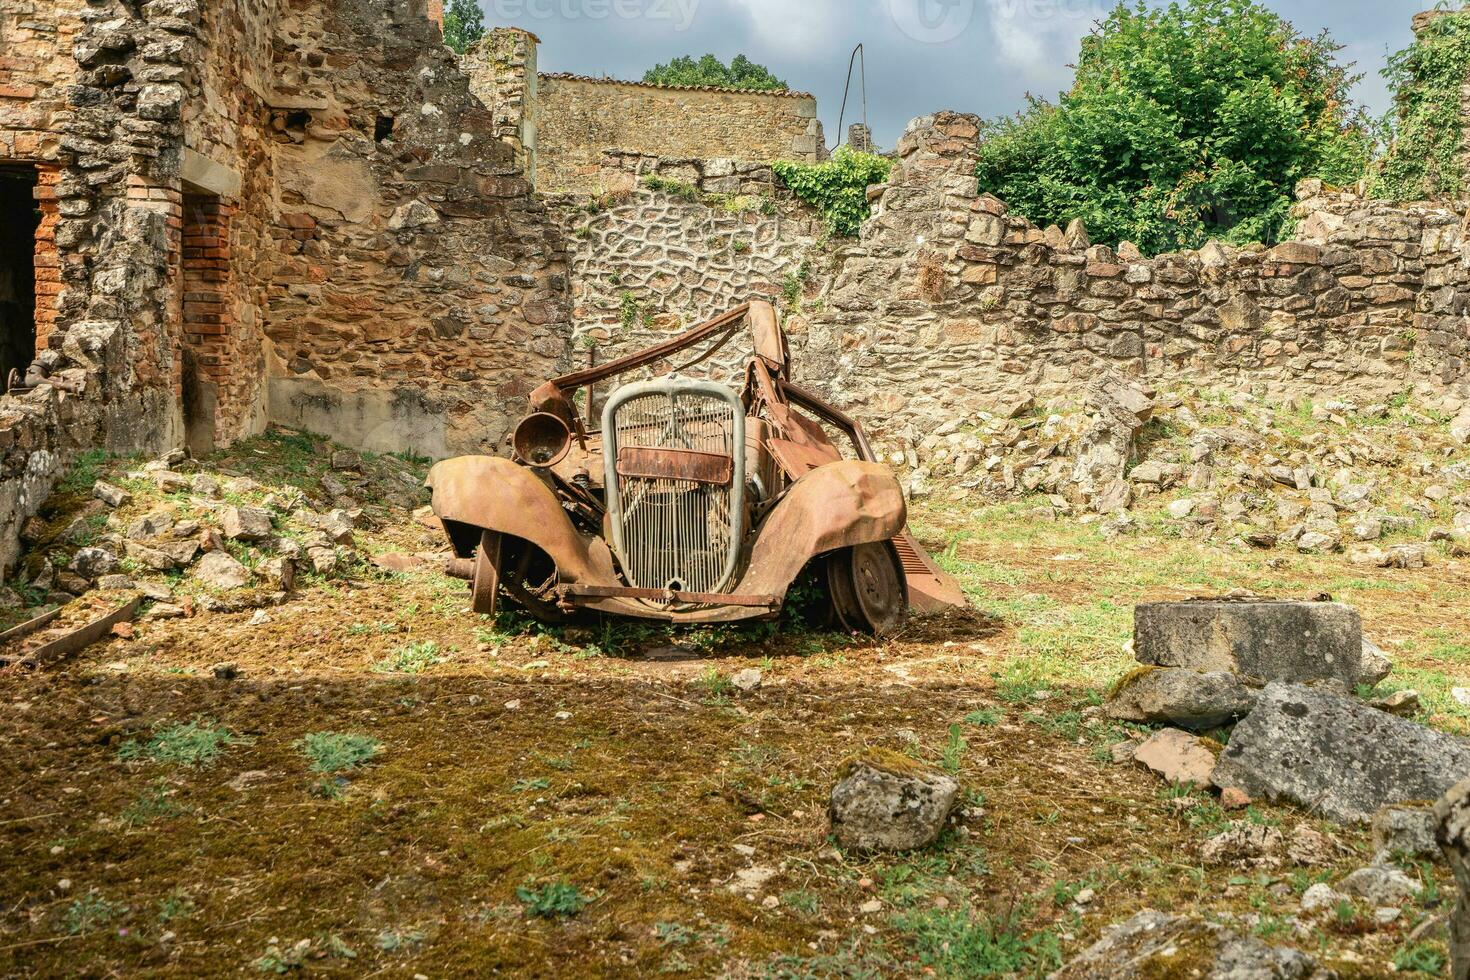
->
296, 732, 384, 773
441, 0, 484, 55
643, 54, 787, 92
974, 0, 1369, 255
1372, 9, 1470, 201
773, 147, 893, 237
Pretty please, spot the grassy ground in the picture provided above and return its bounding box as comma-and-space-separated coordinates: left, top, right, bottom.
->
0, 431, 1463, 977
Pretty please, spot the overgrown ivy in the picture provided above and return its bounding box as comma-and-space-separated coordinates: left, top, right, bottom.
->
1372, 6, 1470, 201
772, 147, 893, 237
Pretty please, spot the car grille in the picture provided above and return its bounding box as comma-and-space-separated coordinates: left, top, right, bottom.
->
603, 380, 745, 599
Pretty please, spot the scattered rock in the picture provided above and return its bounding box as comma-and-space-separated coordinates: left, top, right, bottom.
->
222, 505, 273, 541
1300, 882, 1348, 913
69, 547, 118, 580
1287, 825, 1337, 867
307, 547, 339, 576
1106, 668, 1256, 730
1199, 822, 1285, 867
1131, 728, 1218, 786
1134, 600, 1385, 688
127, 511, 175, 541
125, 541, 181, 572
193, 552, 252, 591
331, 449, 362, 471
1372, 804, 1439, 861
1339, 865, 1421, 907
1050, 909, 1326, 979
1212, 682, 1470, 823
829, 749, 959, 852
95, 574, 136, 591
1370, 689, 1420, 718
93, 481, 130, 508
1221, 787, 1252, 810
730, 668, 762, 693
211, 663, 240, 680
143, 603, 186, 621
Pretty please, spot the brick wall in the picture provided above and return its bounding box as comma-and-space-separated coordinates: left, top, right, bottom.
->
32, 164, 60, 351
181, 195, 232, 392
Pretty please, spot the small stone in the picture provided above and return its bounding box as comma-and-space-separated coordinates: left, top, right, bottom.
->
93, 481, 130, 508
830, 750, 959, 852
1370, 689, 1420, 718
1300, 882, 1348, 913
193, 552, 251, 590
859, 899, 882, 914
331, 449, 362, 471
1220, 787, 1251, 810
247, 610, 271, 626
142, 603, 186, 621
191, 474, 221, 497
1199, 822, 1285, 867
504, 700, 521, 710
96, 574, 136, 591
222, 505, 273, 541
1132, 728, 1218, 786
258, 557, 296, 593
731, 668, 763, 692
1339, 865, 1420, 906
1106, 668, 1256, 730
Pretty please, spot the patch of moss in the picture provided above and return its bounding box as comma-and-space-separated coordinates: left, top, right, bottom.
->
836, 747, 945, 782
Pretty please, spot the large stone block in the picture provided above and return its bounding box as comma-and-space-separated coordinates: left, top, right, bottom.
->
1052, 909, 1325, 979
1134, 600, 1383, 687
1213, 683, 1470, 823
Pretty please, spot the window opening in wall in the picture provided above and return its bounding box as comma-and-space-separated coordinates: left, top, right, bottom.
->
0, 166, 40, 393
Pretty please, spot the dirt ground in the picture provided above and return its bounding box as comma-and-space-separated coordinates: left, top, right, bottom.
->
0, 432, 1463, 978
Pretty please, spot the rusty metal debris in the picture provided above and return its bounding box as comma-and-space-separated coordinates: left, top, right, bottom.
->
428, 301, 965, 634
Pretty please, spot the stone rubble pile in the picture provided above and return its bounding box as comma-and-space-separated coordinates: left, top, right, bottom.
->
892, 376, 1470, 558
0, 445, 420, 621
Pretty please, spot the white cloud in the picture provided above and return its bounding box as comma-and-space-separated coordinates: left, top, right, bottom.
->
725, 0, 853, 54
985, 0, 1100, 95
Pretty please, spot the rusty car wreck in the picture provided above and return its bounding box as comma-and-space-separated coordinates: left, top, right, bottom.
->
427, 301, 964, 635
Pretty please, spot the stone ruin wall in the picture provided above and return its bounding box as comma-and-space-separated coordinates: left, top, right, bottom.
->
463, 30, 825, 196
0, 0, 571, 578
259, 0, 568, 461
792, 112, 1470, 447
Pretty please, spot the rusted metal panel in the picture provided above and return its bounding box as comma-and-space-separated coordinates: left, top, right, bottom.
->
615, 446, 734, 486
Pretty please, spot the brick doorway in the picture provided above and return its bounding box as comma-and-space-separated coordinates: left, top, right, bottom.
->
0, 166, 40, 390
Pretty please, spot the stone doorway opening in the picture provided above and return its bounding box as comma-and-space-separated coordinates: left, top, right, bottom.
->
0, 165, 40, 391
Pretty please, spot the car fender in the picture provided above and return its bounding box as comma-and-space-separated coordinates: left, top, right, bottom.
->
734, 460, 907, 597
425, 456, 616, 584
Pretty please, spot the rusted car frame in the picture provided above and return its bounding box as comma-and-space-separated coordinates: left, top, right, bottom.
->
428, 301, 965, 634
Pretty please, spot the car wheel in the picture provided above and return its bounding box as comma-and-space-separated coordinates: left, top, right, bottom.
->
826, 540, 909, 637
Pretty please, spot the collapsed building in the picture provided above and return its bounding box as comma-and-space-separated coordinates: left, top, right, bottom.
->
1, 1, 1467, 578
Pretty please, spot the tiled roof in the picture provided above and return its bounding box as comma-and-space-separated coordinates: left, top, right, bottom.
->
538, 72, 813, 100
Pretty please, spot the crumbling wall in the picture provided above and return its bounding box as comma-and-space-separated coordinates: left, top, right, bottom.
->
799, 112, 1470, 436
0, 0, 205, 577
532, 74, 822, 195
261, 0, 569, 459
463, 27, 538, 184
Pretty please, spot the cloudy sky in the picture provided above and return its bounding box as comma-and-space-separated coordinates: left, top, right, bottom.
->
476, 0, 1416, 148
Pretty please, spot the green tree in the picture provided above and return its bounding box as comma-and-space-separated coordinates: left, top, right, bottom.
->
442, 0, 485, 55
974, 0, 1370, 255
643, 54, 788, 92
1371, 9, 1470, 201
